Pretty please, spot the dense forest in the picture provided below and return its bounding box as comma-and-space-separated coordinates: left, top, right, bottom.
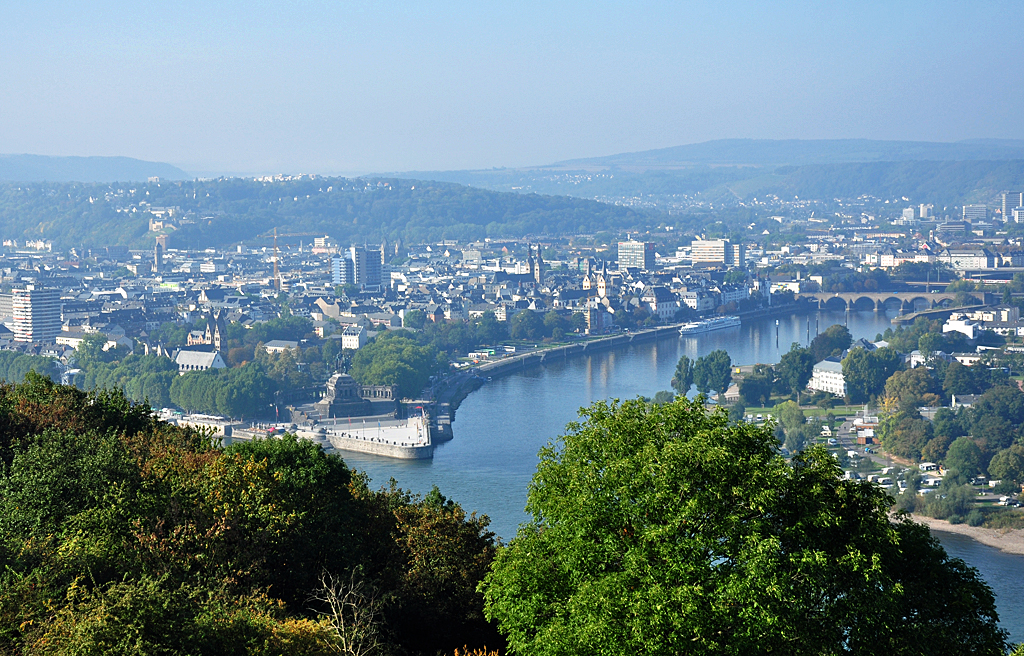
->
0, 373, 500, 655
0, 177, 657, 250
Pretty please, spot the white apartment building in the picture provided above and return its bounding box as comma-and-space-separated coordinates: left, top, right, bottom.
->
341, 325, 367, 350
680, 290, 717, 312
937, 248, 995, 271
808, 358, 847, 397
11, 285, 61, 342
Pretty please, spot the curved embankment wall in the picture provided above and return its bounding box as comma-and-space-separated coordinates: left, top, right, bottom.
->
475, 324, 683, 380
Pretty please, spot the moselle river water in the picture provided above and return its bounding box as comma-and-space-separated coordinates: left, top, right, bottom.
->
338, 309, 1024, 643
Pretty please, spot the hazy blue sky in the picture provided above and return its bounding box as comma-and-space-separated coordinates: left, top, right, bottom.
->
1, 1, 1021, 174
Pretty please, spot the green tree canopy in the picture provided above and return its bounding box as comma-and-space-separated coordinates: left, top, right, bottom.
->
739, 374, 772, 406
943, 361, 992, 397
884, 366, 941, 409
670, 355, 694, 396
349, 332, 446, 400
776, 343, 815, 399
0, 373, 499, 655
403, 309, 427, 329
944, 436, 982, 478
508, 310, 544, 341
988, 443, 1024, 482
842, 347, 902, 404
810, 323, 852, 362
481, 396, 1007, 655
693, 349, 732, 396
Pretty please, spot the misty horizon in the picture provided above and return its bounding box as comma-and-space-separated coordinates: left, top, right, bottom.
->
2, 1, 1022, 174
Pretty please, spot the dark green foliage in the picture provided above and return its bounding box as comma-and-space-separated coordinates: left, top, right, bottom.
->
776, 343, 815, 398
81, 352, 178, 408
878, 318, 944, 354
693, 349, 732, 395
482, 396, 1007, 655
944, 437, 983, 479
0, 375, 499, 655
739, 373, 772, 406
988, 443, 1024, 482
963, 385, 1024, 454
349, 331, 445, 399
0, 351, 58, 384
810, 324, 852, 361
168, 363, 276, 418
819, 268, 889, 293
841, 347, 902, 404
417, 311, 509, 356
403, 309, 427, 329
508, 310, 544, 340
878, 410, 935, 461
670, 355, 694, 395
943, 361, 993, 397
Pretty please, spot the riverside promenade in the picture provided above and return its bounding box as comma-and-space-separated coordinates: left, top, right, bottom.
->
473, 323, 685, 380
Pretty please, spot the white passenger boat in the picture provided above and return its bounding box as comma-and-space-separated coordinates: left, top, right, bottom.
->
678, 315, 742, 335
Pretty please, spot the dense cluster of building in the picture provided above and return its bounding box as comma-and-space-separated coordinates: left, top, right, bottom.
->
2, 190, 1024, 378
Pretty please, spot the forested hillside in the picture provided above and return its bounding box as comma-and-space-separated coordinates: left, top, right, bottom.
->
0, 177, 656, 249
0, 154, 187, 183
0, 374, 500, 655
397, 159, 1024, 208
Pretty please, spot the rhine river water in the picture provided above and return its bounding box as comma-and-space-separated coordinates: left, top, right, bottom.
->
339, 310, 1024, 643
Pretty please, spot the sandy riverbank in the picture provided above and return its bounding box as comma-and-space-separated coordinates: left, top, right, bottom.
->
911, 514, 1024, 555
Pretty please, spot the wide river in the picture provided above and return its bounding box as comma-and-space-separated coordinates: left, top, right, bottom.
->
340, 310, 1024, 643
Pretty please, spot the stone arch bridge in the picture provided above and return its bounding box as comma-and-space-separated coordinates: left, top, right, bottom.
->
795, 292, 963, 313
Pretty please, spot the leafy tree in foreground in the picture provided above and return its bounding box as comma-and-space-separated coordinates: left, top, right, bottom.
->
482, 396, 1007, 655
0, 374, 500, 655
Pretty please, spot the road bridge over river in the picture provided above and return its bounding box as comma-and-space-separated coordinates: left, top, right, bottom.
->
795, 291, 974, 313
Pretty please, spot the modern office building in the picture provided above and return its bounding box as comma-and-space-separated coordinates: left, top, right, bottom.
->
691, 239, 739, 266
11, 285, 61, 342
963, 205, 988, 222
902, 207, 916, 221
332, 254, 354, 285
1003, 192, 1024, 221
617, 240, 656, 270
350, 245, 383, 287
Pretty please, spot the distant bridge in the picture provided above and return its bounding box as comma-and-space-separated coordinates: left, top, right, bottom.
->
795, 291, 969, 313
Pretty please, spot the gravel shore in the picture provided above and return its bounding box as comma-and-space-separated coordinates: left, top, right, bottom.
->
912, 514, 1024, 555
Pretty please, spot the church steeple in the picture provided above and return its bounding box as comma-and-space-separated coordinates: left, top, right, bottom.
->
534, 244, 544, 284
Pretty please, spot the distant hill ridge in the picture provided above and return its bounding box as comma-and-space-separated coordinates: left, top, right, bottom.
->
0, 154, 188, 183
552, 138, 1024, 169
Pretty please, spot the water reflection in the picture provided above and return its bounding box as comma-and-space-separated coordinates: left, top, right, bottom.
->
340, 309, 1024, 641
